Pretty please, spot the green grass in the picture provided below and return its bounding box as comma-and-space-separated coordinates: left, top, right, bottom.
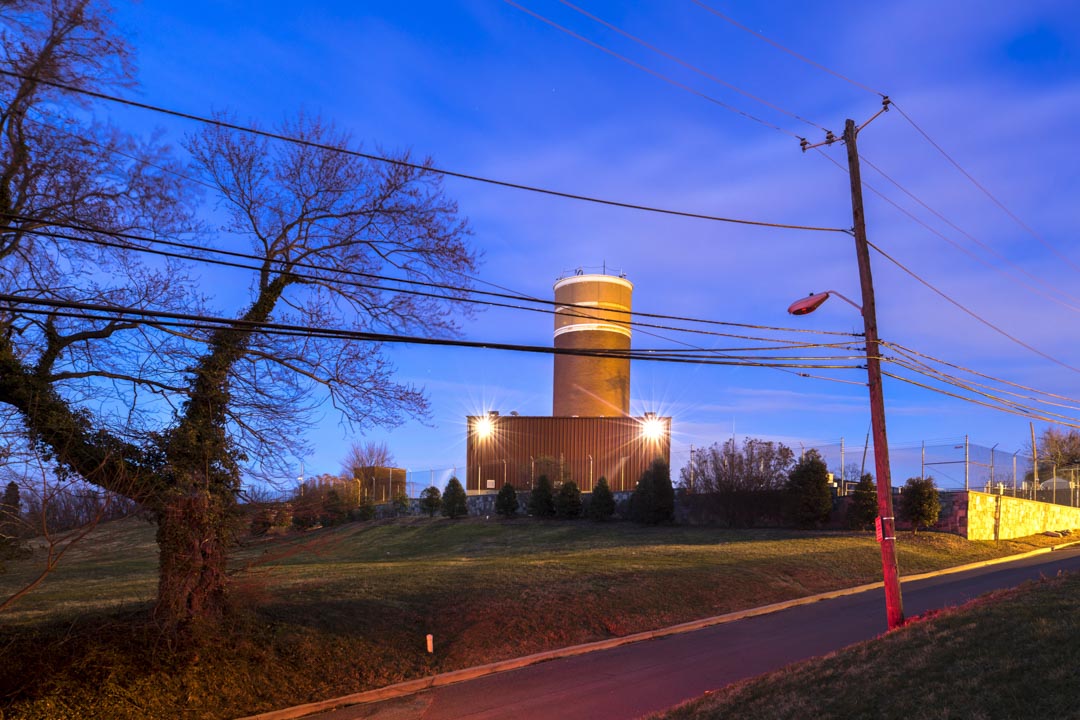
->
0, 516, 1073, 719
655, 571, 1080, 720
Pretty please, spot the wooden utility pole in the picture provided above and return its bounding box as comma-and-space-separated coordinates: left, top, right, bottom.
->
844, 117, 905, 630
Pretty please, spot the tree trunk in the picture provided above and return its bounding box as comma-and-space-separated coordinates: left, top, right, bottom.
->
154, 485, 233, 633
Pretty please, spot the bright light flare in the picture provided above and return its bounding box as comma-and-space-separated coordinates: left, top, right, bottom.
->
474, 416, 494, 438
640, 416, 666, 441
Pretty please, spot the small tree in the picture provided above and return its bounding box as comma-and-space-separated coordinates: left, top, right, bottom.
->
555, 480, 583, 519
1, 481, 21, 539
351, 493, 376, 522
321, 488, 350, 526
900, 476, 940, 535
391, 489, 410, 517
588, 476, 616, 521
631, 458, 674, 525
529, 475, 555, 517
785, 450, 832, 529
847, 473, 878, 531
420, 486, 442, 517
442, 477, 468, 519
495, 483, 519, 518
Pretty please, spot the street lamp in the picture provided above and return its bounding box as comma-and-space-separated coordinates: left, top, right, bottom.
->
788, 286, 905, 630
787, 290, 861, 315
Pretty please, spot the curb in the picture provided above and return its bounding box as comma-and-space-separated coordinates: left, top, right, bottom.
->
237, 538, 1080, 720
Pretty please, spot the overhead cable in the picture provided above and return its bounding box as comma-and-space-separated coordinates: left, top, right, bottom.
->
553, 0, 829, 133
812, 149, 1080, 375
0, 68, 846, 234
0, 295, 865, 372
686, 0, 885, 97
2, 216, 861, 340
891, 101, 1080, 275
502, 0, 806, 140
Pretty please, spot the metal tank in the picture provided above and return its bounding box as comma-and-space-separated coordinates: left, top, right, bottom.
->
552, 272, 632, 417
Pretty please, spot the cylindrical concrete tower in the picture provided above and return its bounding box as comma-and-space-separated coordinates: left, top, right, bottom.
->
553, 273, 632, 417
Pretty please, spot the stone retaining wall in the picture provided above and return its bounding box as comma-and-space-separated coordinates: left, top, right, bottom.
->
958, 491, 1080, 540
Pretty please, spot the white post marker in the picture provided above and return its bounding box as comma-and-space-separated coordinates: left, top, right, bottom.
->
426, 634, 434, 654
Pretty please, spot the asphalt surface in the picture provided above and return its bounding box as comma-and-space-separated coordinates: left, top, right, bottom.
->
303, 546, 1080, 720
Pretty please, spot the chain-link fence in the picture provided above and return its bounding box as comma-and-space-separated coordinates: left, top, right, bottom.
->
806, 437, 1080, 508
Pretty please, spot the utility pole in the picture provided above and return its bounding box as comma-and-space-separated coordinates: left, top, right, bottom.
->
845, 117, 904, 630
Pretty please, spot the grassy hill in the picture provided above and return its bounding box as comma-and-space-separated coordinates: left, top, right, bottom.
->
0, 516, 1071, 719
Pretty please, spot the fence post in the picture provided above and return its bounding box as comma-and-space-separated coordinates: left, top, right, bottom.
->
964, 435, 969, 491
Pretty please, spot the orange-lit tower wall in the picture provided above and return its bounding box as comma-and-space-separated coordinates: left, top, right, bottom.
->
553, 274, 632, 417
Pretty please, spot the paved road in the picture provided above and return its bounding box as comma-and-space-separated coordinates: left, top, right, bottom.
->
308, 547, 1080, 720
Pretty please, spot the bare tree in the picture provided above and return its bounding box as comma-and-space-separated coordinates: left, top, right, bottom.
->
681, 437, 795, 493
342, 440, 395, 478
0, 1, 476, 634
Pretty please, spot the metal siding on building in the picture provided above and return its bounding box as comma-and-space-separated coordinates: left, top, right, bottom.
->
466, 416, 671, 494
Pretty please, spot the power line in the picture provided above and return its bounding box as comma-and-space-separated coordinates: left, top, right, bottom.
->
883, 369, 1080, 430
684, 1, 1078, 277
883, 355, 1074, 422
12, 114, 861, 342
552, 0, 830, 133
866, 238, 1080, 375
0, 68, 847, 234
3, 216, 861, 343
686, 0, 886, 97
882, 340, 1080, 407
812, 148, 1080, 375
858, 152, 1080, 312
0, 294, 865, 372
891, 101, 1080, 275
503, 0, 801, 140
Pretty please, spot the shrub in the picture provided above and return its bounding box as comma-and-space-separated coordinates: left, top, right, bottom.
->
391, 489, 410, 517
442, 477, 468, 519
555, 480, 582, 519
419, 486, 442, 517
495, 483, 519, 518
630, 458, 674, 525
847, 473, 878, 531
588, 476, 616, 520
249, 507, 275, 536
900, 476, 940, 534
350, 494, 376, 522
320, 488, 350, 526
785, 450, 832, 529
529, 475, 555, 517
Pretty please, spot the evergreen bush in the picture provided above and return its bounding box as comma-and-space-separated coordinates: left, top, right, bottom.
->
555, 480, 583, 519
899, 476, 940, 534
588, 476, 616, 520
630, 458, 674, 525
495, 483, 519, 518
846, 473, 878, 531
391, 489, 410, 517
320, 488, 350, 526
419, 486, 442, 517
442, 477, 468, 519
528, 475, 555, 517
350, 494, 376, 522
784, 450, 832, 529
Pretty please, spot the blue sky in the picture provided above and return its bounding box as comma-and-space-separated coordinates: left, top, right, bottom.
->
110, 0, 1080, 488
